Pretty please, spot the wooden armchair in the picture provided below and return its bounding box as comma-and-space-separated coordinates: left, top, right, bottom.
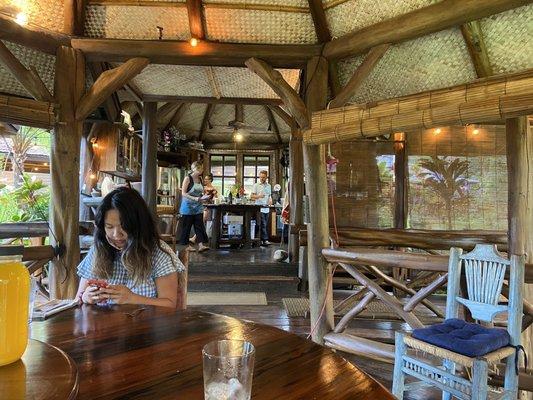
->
392, 244, 525, 400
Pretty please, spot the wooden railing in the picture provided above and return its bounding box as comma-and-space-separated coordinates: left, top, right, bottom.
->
0, 221, 94, 239
23, 245, 57, 300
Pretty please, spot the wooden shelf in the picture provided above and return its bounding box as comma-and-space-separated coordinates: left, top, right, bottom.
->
101, 170, 141, 182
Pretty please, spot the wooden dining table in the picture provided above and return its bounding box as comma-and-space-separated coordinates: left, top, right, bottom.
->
30, 305, 394, 399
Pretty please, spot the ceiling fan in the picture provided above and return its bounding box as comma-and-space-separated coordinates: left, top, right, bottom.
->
208, 105, 271, 141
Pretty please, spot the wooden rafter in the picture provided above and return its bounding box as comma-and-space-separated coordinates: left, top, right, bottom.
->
165, 103, 189, 131
0, 14, 71, 55
72, 38, 321, 68
198, 103, 215, 141
235, 104, 243, 123
323, 0, 531, 60
307, 0, 331, 43
0, 41, 53, 102
264, 106, 282, 144
329, 43, 390, 109
269, 105, 296, 130
186, 0, 206, 39
156, 102, 182, 128
87, 62, 122, 121
64, 0, 86, 36
143, 95, 283, 105
461, 21, 493, 78
123, 82, 144, 103
245, 57, 309, 129
76, 57, 149, 120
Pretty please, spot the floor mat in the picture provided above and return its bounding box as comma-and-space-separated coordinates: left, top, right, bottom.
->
188, 292, 268, 306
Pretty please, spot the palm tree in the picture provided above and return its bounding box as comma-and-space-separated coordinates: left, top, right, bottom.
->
418, 156, 470, 229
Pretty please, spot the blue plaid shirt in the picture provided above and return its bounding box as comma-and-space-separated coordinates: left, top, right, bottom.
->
77, 241, 184, 300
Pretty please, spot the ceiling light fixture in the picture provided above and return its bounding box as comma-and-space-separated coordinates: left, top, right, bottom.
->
233, 130, 244, 142
190, 37, 199, 47
433, 128, 441, 136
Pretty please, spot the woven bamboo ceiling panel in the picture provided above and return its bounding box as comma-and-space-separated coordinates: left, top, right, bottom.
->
272, 112, 290, 133
326, 0, 439, 39
0, 41, 55, 98
209, 104, 235, 128
338, 28, 476, 104
177, 103, 206, 135
479, 4, 533, 75
205, 0, 307, 6
0, 0, 64, 32
243, 105, 270, 129
131, 64, 299, 98
85, 5, 190, 39
204, 9, 316, 43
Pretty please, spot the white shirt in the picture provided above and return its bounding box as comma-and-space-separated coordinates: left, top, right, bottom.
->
252, 181, 271, 212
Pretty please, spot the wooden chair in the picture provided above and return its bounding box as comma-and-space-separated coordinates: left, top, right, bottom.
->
157, 196, 178, 251
392, 244, 525, 400
176, 248, 188, 310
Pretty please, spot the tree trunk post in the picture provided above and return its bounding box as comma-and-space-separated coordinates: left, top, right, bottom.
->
289, 129, 304, 262
303, 56, 333, 344
49, 46, 85, 299
506, 116, 533, 400
141, 102, 158, 218
392, 132, 408, 293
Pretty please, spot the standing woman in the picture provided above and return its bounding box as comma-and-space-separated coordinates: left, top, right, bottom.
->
76, 187, 185, 308
179, 161, 210, 252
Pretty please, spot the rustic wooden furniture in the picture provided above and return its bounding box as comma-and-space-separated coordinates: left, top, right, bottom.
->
29, 306, 393, 399
393, 244, 525, 400
207, 204, 262, 249
98, 124, 142, 181
0, 339, 78, 400
157, 194, 178, 251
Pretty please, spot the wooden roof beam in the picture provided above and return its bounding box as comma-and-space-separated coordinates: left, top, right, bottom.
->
264, 105, 283, 144
198, 103, 215, 141
142, 95, 283, 105
165, 103, 189, 131
269, 105, 296, 130
461, 20, 493, 78
77, 57, 149, 120
123, 81, 144, 103
71, 38, 321, 68
64, 0, 86, 36
0, 41, 53, 102
186, 0, 206, 40
323, 0, 531, 60
0, 14, 71, 55
246, 57, 309, 129
307, 0, 331, 43
156, 102, 182, 128
329, 43, 390, 109
88, 62, 122, 121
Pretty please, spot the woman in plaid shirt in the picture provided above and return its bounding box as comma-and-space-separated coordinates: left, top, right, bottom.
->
76, 187, 184, 308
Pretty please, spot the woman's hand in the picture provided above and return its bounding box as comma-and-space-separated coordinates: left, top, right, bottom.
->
199, 194, 212, 203
98, 285, 134, 304
81, 285, 100, 304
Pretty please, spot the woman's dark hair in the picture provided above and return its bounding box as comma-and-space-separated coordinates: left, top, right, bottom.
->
92, 187, 171, 284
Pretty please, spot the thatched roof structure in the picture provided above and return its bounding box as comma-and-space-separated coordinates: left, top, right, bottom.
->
0, 0, 531, 145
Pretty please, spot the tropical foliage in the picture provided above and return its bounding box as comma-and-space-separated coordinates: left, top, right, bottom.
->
0, 174, 50, 223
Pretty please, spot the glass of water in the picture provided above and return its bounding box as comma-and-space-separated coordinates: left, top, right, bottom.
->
202, 339, 255, 400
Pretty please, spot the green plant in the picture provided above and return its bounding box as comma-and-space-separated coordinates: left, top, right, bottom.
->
418, 156, 471, 230
9, 174, 50, 222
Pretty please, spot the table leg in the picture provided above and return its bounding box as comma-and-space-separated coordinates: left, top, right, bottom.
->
210, 208, 220, 249
244, 209, 252, 249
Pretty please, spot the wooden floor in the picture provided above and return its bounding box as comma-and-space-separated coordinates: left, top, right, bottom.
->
188, 246, 442, 399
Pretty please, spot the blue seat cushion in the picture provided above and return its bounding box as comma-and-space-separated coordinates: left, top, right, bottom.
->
411, 319, 510, 358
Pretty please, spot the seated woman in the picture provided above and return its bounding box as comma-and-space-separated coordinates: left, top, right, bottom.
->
76, 187, 184, 308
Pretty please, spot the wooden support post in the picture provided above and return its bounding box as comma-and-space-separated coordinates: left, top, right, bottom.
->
289, 130, 304, 262
303, 56, 333, 344
506, 116, 533, 396
141, 102, 158, 217
392, 132, 408, 294
64, 0, 86, 36
49, 46, 86, 299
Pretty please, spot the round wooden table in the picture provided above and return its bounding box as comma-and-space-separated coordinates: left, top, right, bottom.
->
30, 305, 393, 399
0, 339, 78, 399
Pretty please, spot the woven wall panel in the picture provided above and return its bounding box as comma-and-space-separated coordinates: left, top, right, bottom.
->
338, 28, 476, 104
0, 41, 55, 98
1, 0, 65, 32
480, 4, 533, 75
326, 0, 439, 39
244, 105, 270, 129
215, 67, 300, 98
177, 103, 206, 136
132, 64, 214, 97
85, 5, 190, 39
205, 8, 316, 43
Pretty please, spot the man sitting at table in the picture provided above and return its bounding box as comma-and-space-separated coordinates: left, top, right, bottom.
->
76, 187, 185, 308
250, 170, 272, 246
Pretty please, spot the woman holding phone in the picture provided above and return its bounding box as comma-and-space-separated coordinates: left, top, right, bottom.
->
75, 187, 184, 308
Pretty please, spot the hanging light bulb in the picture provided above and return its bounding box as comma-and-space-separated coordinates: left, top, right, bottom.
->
472, 127, 480, 135
15, 12, 28, 26
90, 173, 96, 180
233, 130, 244, 142
433, 128, 441, 136
190, 37, 199, 47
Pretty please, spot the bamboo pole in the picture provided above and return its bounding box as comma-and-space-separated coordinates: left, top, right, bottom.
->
303, 56, 333, 344
49, 46, 86, 300
0, 94, 54, 128
141, 102, 158, 218
506, 116, 533, 398
288, 130, 304, 262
